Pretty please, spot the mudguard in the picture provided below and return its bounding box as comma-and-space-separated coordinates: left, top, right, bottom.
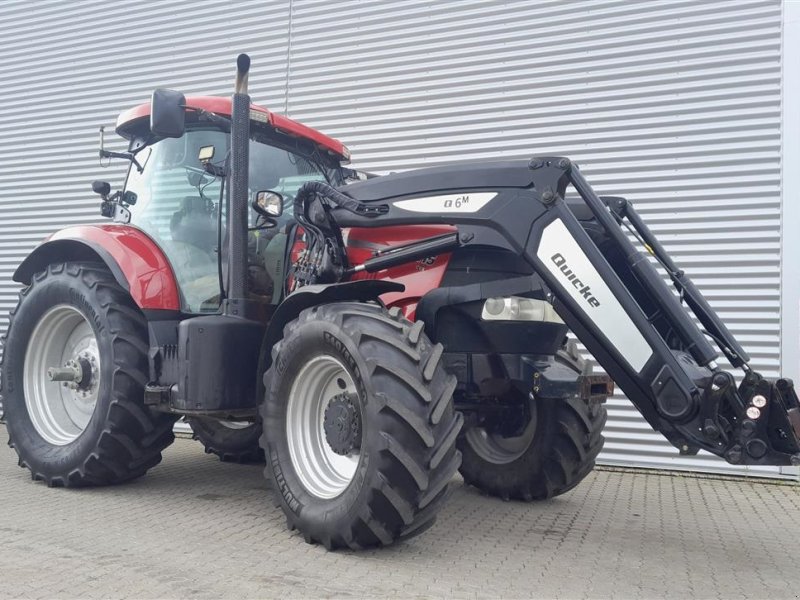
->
259, 280, 404, 373
13, 224, 180, 310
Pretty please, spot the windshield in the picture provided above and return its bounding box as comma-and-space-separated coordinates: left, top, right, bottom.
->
124, 125, 328, 313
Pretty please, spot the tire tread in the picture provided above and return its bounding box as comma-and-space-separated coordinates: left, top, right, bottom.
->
262, 302, 462, 550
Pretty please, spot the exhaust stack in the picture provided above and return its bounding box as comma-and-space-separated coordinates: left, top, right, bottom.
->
226, 53, 251, 311
235, 53, 250, 94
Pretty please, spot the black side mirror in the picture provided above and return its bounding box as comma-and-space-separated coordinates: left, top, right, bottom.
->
253, 190, 284, 217
92, 180, 111, 197
150, 88, 186, 138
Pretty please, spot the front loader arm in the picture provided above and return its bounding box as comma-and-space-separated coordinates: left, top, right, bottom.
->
524, 158, 800, 467
307, 156, 799, 467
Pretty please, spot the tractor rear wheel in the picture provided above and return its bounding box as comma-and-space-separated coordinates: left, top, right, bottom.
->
1, 262, 176, 486
186, 417, 263, 463
261, 302, 462, 549
458, 342, 607, 500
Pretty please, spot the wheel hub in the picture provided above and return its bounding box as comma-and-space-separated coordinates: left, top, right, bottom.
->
54, 349, 100, 403
466, 396, 538, 465
323, 393, 361, 455
74, 352, 99, 395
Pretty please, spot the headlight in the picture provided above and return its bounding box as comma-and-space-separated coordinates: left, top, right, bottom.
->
481, 296, 564, 323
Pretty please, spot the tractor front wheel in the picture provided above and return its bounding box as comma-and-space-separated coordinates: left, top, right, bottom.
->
261, 303, 462, 549
458, 344, 607, 501
186, 417, 264, 463
1, 262, 176, 486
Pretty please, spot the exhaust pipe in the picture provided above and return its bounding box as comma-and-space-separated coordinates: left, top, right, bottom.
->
226, 53, 251, 310
235, 53, 250, 94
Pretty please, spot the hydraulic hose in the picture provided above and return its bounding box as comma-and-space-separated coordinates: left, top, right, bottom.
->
293, 181, 378, 219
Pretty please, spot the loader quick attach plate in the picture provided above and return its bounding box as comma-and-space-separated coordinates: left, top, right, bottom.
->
722, 375, 800, 465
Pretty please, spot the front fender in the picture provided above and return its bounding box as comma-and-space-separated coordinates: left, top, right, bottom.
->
14, 224, 180, 310
259, 280, 405, 374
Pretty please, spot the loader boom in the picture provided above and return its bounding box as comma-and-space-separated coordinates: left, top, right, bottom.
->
301, 156, 800, 467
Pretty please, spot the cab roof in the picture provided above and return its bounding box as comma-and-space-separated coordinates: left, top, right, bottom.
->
115, 95, 349, 161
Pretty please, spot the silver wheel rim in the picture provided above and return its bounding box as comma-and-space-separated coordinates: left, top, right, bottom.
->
218, 420, 251, 430
286, 355, 360, 499
465, 401, 537, 465
23, 305, 101, 445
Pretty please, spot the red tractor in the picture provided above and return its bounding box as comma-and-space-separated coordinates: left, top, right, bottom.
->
3, 55, 799, 550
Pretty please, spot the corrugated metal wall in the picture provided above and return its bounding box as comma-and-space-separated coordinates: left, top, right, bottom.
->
0, 0, 793, 477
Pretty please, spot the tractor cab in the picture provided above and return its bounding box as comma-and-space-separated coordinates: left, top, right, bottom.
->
111, 96, 348, 312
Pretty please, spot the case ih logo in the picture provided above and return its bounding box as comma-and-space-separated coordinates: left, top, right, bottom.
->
551, 253, 601, 308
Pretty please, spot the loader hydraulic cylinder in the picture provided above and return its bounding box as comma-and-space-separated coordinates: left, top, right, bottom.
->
606, 197, 750, 368
568, 167, 720, 368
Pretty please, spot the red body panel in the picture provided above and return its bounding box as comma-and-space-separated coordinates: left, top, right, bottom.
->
55, 223, 453, 315
346, 225, 456, 320
48, 225, 180, 311
115, 95, 349, 160
290, 225, 455, 319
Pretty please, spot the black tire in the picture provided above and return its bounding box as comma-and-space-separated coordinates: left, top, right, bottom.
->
1, 262, 176, 487
261, 302, 463, 550
186, 417, 264, 463
458, 341, 607, 501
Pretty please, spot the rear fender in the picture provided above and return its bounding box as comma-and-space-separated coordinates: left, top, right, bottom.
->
13, 225, 180, 310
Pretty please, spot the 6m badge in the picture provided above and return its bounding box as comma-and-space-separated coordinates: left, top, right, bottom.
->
444, 195, 469, 209
394, 192, 497, 214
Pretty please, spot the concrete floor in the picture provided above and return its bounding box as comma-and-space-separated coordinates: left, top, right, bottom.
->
1, 428, 798, 599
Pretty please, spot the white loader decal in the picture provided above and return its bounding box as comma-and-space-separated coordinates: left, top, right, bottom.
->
538, 219, 653, 372
394, 192, 496, 213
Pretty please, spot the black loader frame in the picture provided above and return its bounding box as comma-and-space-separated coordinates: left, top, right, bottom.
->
309, 157, 800, 468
